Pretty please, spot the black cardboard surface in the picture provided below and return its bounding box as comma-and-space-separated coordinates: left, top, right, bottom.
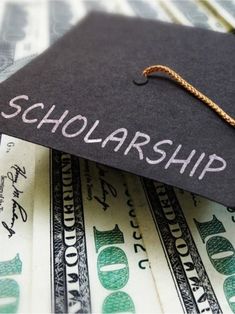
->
0, 13, 234, 207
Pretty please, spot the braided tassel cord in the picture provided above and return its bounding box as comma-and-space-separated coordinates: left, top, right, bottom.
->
143, 65, 235, 128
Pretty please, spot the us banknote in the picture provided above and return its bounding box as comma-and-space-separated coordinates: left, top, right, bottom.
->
0, 136, 36, 313
0, 0, 49, 80
160, 0, 227, 31
30, 147, 161, 313
205, 0, 235, 29
125, 175, 235, 313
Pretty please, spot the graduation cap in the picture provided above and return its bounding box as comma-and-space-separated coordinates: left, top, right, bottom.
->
0, 12, 234, 207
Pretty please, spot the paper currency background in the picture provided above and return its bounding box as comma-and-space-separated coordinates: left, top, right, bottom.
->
0, 0, 234, 313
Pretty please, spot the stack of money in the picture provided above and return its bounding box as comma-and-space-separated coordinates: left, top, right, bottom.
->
0, 1, 234, 313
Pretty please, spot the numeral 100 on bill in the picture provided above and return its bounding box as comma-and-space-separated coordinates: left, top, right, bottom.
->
0, 253, 22, 313
94, 224, 135, 313
194, 215, 235, 312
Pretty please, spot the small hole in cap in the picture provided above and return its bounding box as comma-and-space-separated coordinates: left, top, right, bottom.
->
133, 74, 149, 86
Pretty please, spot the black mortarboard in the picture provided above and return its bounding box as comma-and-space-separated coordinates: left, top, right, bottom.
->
0, 13, 234, 207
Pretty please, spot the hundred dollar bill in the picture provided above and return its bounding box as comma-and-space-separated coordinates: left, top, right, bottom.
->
0, 0, 84, 82
159, 0, 227, 31
31, 148, 162, 313
205, 0, 235, 29
0, 0, 49, 81
124, 0, 171, 21
0, 136, 36, 313
0, 0, 48, 71
48, 0, 149, 45
125, 174, 235, 313
49, 0, 86, 44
